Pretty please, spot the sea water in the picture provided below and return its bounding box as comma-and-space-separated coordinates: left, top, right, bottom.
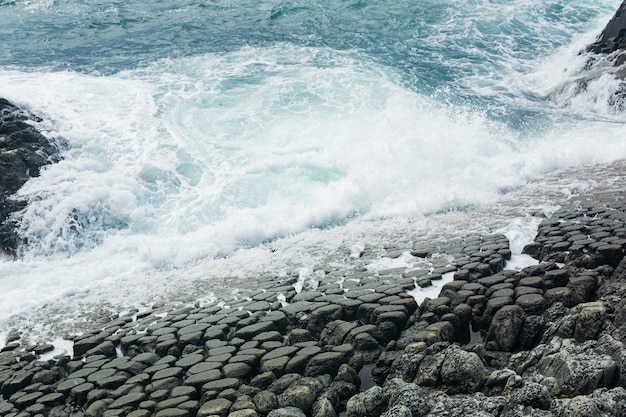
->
1, 0, 626, 341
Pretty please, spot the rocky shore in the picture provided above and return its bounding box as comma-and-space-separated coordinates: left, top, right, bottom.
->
0, 99, 66, 256
4, 4, 626, 417
2, 179, 626, 417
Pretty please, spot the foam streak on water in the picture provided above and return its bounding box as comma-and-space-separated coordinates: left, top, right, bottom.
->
0, 0, 625, 338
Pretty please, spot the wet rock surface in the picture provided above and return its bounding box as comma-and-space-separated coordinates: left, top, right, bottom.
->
547, 1, 626, 109
0, 98, 66, 256
588, 0, 626, 55
3, 180, 626, 416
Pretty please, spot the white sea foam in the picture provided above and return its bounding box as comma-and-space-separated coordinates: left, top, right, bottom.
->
1, 38, 626, 338
407, 272, 456, 306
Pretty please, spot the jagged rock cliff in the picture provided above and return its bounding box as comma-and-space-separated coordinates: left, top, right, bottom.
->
588, 1, 626, 55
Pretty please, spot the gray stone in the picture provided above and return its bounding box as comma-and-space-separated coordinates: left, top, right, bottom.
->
36, 392, 65, 405
480, 296, 513, 330
109, 392, 148, 409
156, 396, 189, 410
277, 382, 319, 414
284, 355, 309, 374
179, 331, 204, 346
543, 268, 569, 287
380, 405, 412, 417
518, 276, 544, 289
69, 382, 95, 406
85, 399, 109, 417
175, 354, 204, 369
96, 374, 128, 389
184, 369, 222, 387
252, 331, 283, 343
151, 389, 170, 401
86, 368, 117, 383
228, 410, 259, 417
574, 302, 605, 342
87, 388, 110, 404
135, 352, 161, 365
171, 386, 197, 399
234, 322, 276, 340
490, 288, 515, 299
516, 294, 547, 315
512, 382, 551, 410
311, 397, 337, 417
152, 367, 183, 381
13, 392, 43, 408
261, 346, 299, 362
515, 286, 543, 298
320, 320, 358, 346
346, 386, 388, 417
128, 411, 152, 417
425, 321, 456, 343
55, 377, 87, 394
304, 351, 346, 377
562, 396, 602, 417
253, 390, 279, 415
146, 376, 182, 394
307, 304, 344, 336
223, 362, 252, 379
250, 372, 276, 390
383, 378, 430, 417
373, 305, 409, 330
520, 315, 544, 349
197, 398, 232, 417
426, 390, 506, 416
485, 305, 525, 352
201, 378, 240, 395
286, 329, 315, 345
74, 334, 106, 357
267, 407, 306, 417
187, 362, 221, 375
567, 275, 597, 304
536, 339, 618, 396
439, 346, 486, 394
260, 356, 289, 375
2, 370, 33, 396
86, 341, 117, 358
178, 323, 211, 336
544, 287, 576, 308
154, 409, 190, 417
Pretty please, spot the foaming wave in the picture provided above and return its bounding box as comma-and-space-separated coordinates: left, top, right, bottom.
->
2, 44, 626, 321
544, 50, 626, 114
524, 4, 626, 117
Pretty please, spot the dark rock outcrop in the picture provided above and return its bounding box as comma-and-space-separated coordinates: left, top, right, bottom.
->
0, 98, 66, 256
548, 2, 626, 109
588, 1, 626, 55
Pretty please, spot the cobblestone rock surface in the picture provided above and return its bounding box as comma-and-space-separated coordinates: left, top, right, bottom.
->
3, 145, 626, 415
3, 182, 626, 417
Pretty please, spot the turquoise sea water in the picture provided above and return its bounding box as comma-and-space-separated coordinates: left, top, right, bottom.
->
1, 0, 625, 329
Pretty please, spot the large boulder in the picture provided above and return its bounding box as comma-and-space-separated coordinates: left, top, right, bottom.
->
345, 386, 388, 417
534, 338, 619, 396
383, 378, 430, 417
439, 346, 487, 394
413, 344, 486, 394
485, 305, 525, 352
